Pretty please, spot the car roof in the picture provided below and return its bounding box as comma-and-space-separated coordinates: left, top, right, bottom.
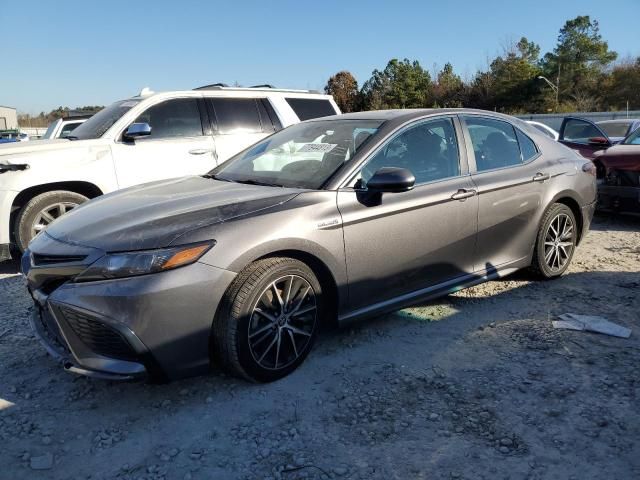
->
307, 108, 524, 125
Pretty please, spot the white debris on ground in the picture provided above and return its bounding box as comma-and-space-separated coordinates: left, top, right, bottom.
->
554, 313, 632, 338
0, 215, 639, 480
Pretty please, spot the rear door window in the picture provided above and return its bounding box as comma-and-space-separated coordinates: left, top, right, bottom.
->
209, 98, 262, 134
515, 129, 538, 162
464, 117, 522, 172
285, 98, 337, 121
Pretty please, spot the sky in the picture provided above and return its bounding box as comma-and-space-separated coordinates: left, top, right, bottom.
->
2, 0, 639, 114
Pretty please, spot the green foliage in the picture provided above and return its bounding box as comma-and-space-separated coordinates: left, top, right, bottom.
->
325, 15, 634, 114
433, 63, 465, 108
361, 59, 432, 110
541, 16, 618, 104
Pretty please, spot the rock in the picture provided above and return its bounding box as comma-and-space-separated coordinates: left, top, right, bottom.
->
42, 436, 52, 445
499, 446, 510, 454
30, 453, 53, 470
429, 413, 439, 421
500, 438, 513, 447
333, 466, 348, 475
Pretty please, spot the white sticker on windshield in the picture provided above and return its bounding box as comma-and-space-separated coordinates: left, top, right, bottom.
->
298, 143, 337, 153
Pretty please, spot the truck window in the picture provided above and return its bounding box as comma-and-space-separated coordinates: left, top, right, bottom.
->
210, 98, 262, 134
134, 99, 203, 139
285, 98, 337, 121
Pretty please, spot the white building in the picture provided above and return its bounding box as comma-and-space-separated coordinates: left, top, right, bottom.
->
0, 106, 17, 130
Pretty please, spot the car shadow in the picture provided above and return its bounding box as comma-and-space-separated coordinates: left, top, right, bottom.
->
0, 258, 20, 275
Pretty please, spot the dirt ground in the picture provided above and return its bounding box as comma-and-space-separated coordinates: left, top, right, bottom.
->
0, 214, 638, 480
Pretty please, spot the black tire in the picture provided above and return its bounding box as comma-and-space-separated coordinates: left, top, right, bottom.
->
530, 203, 577, 279
14, 190, 88, 252
212, 257, 323, 382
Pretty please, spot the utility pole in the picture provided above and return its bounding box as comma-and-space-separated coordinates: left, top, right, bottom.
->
538, 71, 560, 113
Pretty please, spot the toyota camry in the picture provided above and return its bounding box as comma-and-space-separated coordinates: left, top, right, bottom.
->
22, 109, 597, 382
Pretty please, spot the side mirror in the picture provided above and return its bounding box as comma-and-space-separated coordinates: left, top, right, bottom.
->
124, 122, 151, 141
588, 136, 610, 146
366, 167, 415, 193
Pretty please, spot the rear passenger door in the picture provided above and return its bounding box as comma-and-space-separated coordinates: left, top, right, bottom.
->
112, 97, 217, 188
206, 98, 280, 163
462, 115, 549, 270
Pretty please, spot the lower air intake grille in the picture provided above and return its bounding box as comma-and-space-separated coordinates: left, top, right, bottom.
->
32, 253, 87, 266
60, 307, 137, 361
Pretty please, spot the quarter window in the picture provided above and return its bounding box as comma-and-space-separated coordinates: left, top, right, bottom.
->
516, 129, 538, 162
285, 98, 337, 121
133, 99, 203, 139
360, 117, 460, 186
464, 117, 522, 172
210, 98, 262, 134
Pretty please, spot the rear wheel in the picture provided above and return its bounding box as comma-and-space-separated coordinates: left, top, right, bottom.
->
212, 257, 322, 382
14, 190, 88, 252
530, 203, 577, 279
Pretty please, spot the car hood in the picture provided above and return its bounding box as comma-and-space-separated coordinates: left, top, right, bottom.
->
595, 145, 640, 172
44, 176, 302, 252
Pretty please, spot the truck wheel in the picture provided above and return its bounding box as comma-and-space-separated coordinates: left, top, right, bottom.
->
14, 190, 88, 252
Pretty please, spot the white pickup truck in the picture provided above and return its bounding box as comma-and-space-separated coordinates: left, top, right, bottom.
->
0, 85, 340, 261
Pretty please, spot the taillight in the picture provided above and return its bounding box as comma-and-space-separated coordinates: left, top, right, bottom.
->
582, 162, 597, 176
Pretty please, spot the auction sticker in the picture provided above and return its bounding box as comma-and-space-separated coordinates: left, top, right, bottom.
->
298, 143, 336, 153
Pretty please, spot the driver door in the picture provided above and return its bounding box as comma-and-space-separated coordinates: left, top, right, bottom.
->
111, 97, 217, 188
558, 117, 611, 160
336, 116, 478, 312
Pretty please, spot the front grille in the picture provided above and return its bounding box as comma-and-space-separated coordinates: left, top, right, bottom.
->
32, 253, 87, 266
60, 307, 137, 361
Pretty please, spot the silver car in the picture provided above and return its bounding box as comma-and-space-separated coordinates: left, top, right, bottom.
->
22, 109, 597, 382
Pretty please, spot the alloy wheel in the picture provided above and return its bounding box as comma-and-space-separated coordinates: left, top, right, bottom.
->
543, 213, 574, 271
31, 202, 79, 238
248, 275, 317, 370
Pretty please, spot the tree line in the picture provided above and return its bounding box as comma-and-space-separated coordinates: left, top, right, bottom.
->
18, 106, 103, 128
325, 16, 639, 114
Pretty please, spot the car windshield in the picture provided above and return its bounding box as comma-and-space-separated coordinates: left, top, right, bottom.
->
211, 119, 383, 189
622, 128, 640, 145
67, 99, 141, 140
597, 121, 630, 138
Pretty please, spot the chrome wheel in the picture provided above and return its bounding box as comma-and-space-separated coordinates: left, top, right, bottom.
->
248, 275, 317, 370
543, 213, 574, 271
31, 202, 78, 238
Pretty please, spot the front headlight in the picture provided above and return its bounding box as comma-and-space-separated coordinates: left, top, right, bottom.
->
75, 241, 214, 282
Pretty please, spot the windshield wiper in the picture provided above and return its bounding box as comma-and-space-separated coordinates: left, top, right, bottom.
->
203, 174, 283, 187
233, 178, 284, 188
202, 173, 232, 182
65, 135, 79, 141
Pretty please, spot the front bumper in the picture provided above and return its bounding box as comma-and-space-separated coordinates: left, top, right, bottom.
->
26, 256, 237, 381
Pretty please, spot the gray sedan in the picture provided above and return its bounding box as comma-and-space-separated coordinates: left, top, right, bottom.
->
22, 109, 597, 382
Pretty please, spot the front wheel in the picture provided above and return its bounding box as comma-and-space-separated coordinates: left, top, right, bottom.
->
14, 190, 88, 252
212, 257, 322, 382
530, 203, 577, 279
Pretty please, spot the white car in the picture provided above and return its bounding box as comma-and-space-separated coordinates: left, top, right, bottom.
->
525, 121, 559, 141
42, 116, 90, 140
0, 85, 340, 261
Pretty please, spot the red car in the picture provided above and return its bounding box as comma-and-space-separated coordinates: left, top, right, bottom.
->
559, 117, 640, 214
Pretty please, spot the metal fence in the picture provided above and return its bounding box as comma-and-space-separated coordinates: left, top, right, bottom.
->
516, 111, 640, 131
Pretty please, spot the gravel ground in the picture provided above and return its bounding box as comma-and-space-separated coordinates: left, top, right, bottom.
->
1, 214, 638, 480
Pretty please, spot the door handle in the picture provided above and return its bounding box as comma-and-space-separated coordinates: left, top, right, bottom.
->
532, 172, 550, 182
451, 189, 477, 200
189, 148, 214, 155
